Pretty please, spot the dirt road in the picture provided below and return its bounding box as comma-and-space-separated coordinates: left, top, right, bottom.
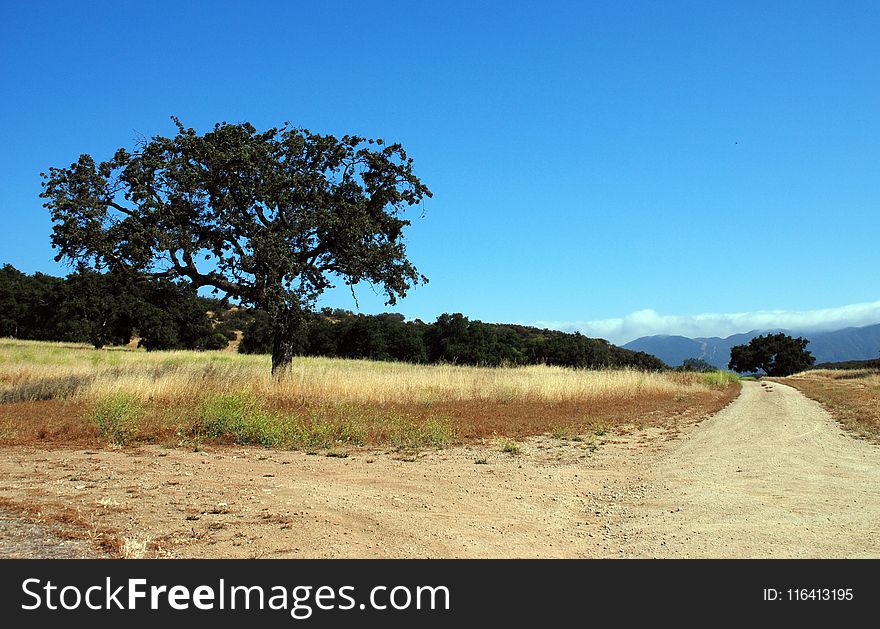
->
1, 380, 878, 558
615, 380, 880, 557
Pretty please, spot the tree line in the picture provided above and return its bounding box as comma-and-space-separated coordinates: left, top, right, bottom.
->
0, 264, 237, 351
1, 264, 666, 370
240, 309, 667, 369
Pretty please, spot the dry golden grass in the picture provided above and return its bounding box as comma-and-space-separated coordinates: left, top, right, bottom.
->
782, 369, 880, 441
0, 338, 739, 449
1, 338, 720, 404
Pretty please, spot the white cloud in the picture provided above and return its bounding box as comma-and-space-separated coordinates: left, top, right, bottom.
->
536, 300, 880, 345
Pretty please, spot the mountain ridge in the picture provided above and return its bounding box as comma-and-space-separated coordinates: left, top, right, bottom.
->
622, 323, 880, 368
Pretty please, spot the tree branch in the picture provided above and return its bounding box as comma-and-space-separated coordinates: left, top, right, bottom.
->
106, 200, 137, 217
177, 248, 247, 297
253, 204, 272, 227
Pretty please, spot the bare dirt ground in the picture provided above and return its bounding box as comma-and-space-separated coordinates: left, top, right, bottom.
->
1, 380, 878, 558
0, 514, 105, 558
0, 432, 665, 558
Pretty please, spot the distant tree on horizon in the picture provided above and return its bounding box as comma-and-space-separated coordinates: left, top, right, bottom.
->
678, 357, 715, 372
728, 333, 815, 376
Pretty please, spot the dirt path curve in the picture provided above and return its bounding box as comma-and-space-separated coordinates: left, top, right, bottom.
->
615, 380, 880, 557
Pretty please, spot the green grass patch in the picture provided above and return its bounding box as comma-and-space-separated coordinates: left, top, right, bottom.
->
91, 392, 143, 446
591, 422, 609, 437
296, 415, 337, 450
701, 370, 740, 388
551, 425, 576, 440
387, 414, 455, 450
196, 392, 286, 446
499, 438, 520, 454
190, 396, 454, 452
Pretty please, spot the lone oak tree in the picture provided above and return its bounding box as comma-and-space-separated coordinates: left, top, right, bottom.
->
41, 119, 431, 374
728, 333, 815, 377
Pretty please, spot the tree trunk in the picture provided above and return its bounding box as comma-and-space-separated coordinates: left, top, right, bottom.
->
270, 306, 307, 377
271, 336, 295, 376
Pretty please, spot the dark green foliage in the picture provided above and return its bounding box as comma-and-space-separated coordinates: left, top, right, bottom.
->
134, 281, 228, 351
423, 313, 521, 365
53, 269, 136, 348
728, 333, 816, 376
335, 316, 392, 361
335, 313, 428, 363
306, 313, 342, 357
237, 309, 667, 370
380, 315, 429, 364
238, 309, 275, 355
41, 118, 431, 374
677, 358, 716, 372
0, 264, 226, 351
0, 264, 64, 340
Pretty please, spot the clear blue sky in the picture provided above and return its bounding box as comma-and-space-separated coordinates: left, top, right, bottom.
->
2, 1, 878, 342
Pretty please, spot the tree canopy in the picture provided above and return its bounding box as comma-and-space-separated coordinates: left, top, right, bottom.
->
728, 333, 815, 376
41, 118, 431, 373
0, 263, 230, 350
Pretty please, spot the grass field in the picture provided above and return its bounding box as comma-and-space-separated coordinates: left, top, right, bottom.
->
0, 338, 740, 451
783, 369, 880, 441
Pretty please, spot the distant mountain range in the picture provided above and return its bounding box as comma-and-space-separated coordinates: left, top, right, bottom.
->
622, 324, 880, 369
